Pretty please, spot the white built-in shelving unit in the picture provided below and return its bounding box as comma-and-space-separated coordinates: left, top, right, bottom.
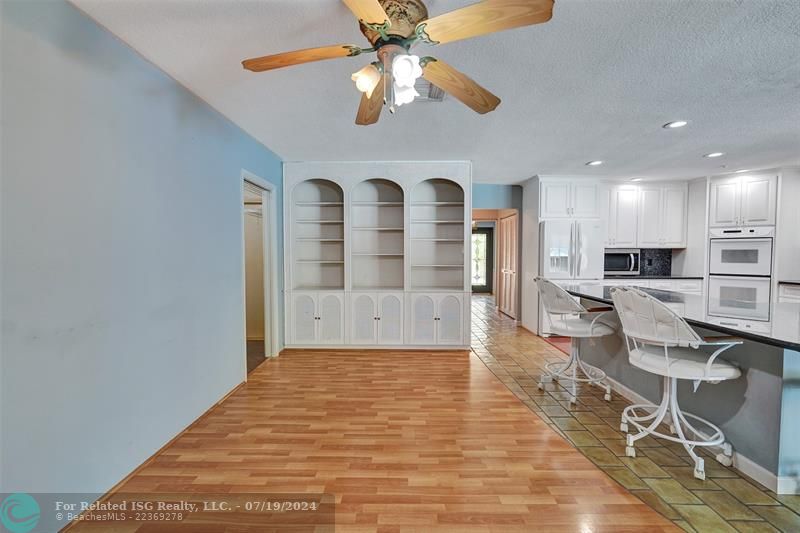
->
284, 162, 472, 349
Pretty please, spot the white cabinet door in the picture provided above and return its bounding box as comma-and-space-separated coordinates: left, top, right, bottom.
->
709, 178, 741, 227
377, 292, 404, 345
607, 187, 638, 248
540, 181, 571, 218
661, 185, 687, 247
674, 279, 702, 294
741, 174, 777, 226
409, 293, 436, 344
350, 292, 377, 344
637, 187, 663, 247
318, 292, 344, 344
292, 292, 318, 344
437, 293, 464, 345
572, 182, 600, 218
649, 280, 673, 291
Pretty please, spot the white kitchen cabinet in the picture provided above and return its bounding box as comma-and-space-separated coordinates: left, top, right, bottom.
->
637, 184, 687, 248
606, 186, 639, 248
349, 292, 404, 345
674, 279, 703, 294
778, 284, 800, 303
709, 173, 777, 228
290, 291, 345, 345
540, 180, 600, 219
407, 292, 465, 346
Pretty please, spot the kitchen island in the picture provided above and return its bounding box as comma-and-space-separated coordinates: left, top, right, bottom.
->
558, 282, 800, 494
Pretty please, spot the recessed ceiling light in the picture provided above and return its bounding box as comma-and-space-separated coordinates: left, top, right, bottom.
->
663, 120, 688, 129
586, 160, 603, 166
734, 169, 750, 173
630, 178, 643, 182
704, 152, 725, 158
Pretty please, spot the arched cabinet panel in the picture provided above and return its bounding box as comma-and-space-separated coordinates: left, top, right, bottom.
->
438, 294, 464, 345
409, 294, 436, 345
351, 293, 377, 344
318, 292, 344, 344
378, 293, 404, 345
292, 292, 317, 344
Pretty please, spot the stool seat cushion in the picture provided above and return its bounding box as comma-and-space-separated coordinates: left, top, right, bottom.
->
629, 345, 741, 381
548, 316, 615, 338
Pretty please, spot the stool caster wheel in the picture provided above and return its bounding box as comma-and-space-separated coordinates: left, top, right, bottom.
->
604, 393, 611, 402
693, 458, 706, 480
538, 382, 544, 390
569, 396, 577, 405
716, 453, 733, 467
625, 446, 636, 457
669, 424, 676, 435
620, 422, 628, 433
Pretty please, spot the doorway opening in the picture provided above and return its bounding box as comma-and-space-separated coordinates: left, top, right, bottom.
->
471, 226, 494, 293
242, 174, 278, 374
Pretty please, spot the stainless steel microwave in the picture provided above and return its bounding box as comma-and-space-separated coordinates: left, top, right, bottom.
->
604, 248, 640, 276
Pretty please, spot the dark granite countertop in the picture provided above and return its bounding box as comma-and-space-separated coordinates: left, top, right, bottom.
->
560, 283, 800, 351
603, 275, 704, 280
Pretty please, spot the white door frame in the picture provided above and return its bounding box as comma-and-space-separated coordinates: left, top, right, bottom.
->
241, 170, 281, 360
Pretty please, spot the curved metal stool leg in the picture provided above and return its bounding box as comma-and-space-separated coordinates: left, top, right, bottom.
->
540, 338, 611, 403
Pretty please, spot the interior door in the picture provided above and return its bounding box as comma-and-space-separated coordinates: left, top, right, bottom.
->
498, 213, 518, 318
409, 293, 436, 344
350, 292, 377, 344
540, 220, 573, 279
471, 227, 493, 293
437, 294, 464, 345
377, 292, 403, 345
318, 292, 344, 344
292, 292, 317, 344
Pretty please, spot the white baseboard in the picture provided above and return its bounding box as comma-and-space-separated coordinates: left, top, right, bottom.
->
599, 376, 791, 494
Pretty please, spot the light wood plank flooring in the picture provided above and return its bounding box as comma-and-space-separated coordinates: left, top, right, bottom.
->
95, 342, 676, 530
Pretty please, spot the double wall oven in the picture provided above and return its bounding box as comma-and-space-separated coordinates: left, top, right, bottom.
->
707, 227, 773, 332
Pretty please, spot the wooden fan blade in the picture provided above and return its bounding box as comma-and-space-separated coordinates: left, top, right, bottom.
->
355, 76, 386, 125
419, 0, 553, 45
342, 0, 390, 25
242, 45, 359, 72
422, 59, 500, 114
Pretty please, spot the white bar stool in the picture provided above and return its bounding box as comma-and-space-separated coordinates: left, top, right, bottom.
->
610, 286, 742, 480
535, 277, 616, 403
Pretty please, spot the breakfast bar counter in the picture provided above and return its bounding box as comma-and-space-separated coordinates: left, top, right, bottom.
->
557, 282, 800, 494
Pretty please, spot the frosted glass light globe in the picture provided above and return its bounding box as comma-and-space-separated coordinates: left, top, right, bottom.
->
394, 84, 420, 106
392, 54, 422, 88
351, 64, 382, 98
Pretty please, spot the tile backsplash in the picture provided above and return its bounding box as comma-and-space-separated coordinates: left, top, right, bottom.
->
640, 249, 672, 276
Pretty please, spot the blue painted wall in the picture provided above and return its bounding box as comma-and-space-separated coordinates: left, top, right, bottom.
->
472, 184, 523, 210
1, 0, 283, 492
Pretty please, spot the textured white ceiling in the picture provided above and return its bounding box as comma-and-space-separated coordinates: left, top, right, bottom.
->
72, 0, 800, 184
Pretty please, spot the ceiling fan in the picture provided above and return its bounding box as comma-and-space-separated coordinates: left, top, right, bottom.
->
242, 0, 554, 125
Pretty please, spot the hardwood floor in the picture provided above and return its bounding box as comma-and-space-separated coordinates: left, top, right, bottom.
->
92, 341, 675, 531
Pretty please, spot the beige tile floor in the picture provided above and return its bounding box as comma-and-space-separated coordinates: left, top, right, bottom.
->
470, 295, 800, 533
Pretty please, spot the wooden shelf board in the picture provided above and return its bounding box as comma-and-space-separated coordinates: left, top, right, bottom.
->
411, 264, 464, 268
411, 238, 464, 242
412, 202, 464, 206
352, 253, 404, 257
295, 202, 343, 206
353, 227, 404, 231
296, 260, 345, 264
294, 286, 344, 291
296, 238, 344, 242
352, 202, 404, 206
411, 220, 464, 224
352, 286, 405, 291
296, 220, 344, 224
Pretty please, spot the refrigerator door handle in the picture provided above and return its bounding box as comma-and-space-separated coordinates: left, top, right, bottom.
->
629, 253, 635, 272
576, 223, 582, 278
570, 223, 576, 278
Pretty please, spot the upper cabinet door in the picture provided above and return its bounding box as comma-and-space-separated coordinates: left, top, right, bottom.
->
571, 182, 600, 218
292, 292, 317, 344
661, 185, 687, 247
709, 178, 741, 227
540, 181, 571, 218
318, 292, 345, 344
637, 187, 663, 247
377, 292, 404, 345
437, 294, 464, 345
350, 292, 377, 344
608, 187, 638, 248
409, 293, 436, 345
740, 174, 777, 226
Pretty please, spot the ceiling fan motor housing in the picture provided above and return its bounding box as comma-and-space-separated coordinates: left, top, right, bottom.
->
360, 0, 429, 45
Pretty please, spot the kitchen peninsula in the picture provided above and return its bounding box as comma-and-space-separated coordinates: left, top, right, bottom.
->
560, 282, 800, 494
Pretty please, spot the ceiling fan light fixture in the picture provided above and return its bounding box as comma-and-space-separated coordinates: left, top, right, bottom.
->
392, 54, 423, 88
394, 84, 420, 106
351, 63, 382, 98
